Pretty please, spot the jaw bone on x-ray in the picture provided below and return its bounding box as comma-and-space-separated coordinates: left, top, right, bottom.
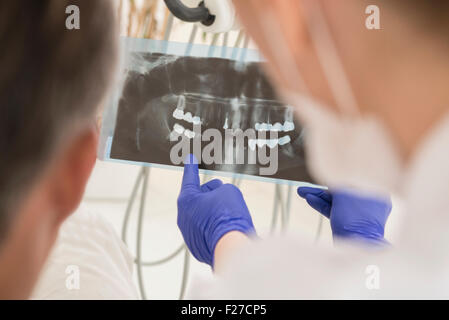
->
109, 42, 314, 184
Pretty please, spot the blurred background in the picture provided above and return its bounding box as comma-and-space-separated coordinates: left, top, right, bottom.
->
77, 0, 404, 300
117, 0, 251, 47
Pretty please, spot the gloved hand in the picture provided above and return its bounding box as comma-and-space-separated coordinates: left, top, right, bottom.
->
177, 155, 256, 267
297, 187, 392, 245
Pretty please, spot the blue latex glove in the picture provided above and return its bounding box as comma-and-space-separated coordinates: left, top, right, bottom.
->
177, 155, 256, 267
297, 187, 392, 245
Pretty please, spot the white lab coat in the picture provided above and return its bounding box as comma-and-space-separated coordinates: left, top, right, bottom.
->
188, 113, 449, 299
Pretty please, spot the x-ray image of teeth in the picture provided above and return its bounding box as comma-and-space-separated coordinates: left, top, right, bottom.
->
110, 52, 315, 183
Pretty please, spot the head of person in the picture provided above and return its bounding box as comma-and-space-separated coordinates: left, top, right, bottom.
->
232, 0, 449, 194
0, 0, 118, 298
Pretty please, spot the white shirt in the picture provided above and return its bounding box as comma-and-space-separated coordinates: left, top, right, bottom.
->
32, 208, 139, 300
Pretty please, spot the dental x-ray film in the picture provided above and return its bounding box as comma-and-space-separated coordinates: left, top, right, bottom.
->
105, 39, 314, 184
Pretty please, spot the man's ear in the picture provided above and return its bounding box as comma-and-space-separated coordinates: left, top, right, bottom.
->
47, 125, 99, 223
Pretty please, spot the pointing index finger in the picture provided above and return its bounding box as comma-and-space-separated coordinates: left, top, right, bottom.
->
181, 154, 200, 192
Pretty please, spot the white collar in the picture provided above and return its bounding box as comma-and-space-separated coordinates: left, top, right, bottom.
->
398, 111, 449, 248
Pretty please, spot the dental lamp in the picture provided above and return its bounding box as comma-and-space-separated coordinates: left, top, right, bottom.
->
163, 0, 238, 33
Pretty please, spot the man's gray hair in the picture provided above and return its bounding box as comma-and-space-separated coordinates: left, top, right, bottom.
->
0, 0, 119, 242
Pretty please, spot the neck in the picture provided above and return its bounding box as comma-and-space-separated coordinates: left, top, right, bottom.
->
0, 194, 59, 299
356, 23, 449, 163
383, 60, 449, 163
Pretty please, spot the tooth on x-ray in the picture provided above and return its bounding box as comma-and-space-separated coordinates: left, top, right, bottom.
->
184, 129, 196, 139
279, 135, 291, 145
170, 123, 198, 140
173, 123, 184, 135
177, 95, 186, 109
173, 109, 184, 120
170, 123, 184, 140
223, 117, 229, 130
283, 121, 295, 132
248, 135, 292, 151
255, 121, 295, 132
172, 108, 202, 125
